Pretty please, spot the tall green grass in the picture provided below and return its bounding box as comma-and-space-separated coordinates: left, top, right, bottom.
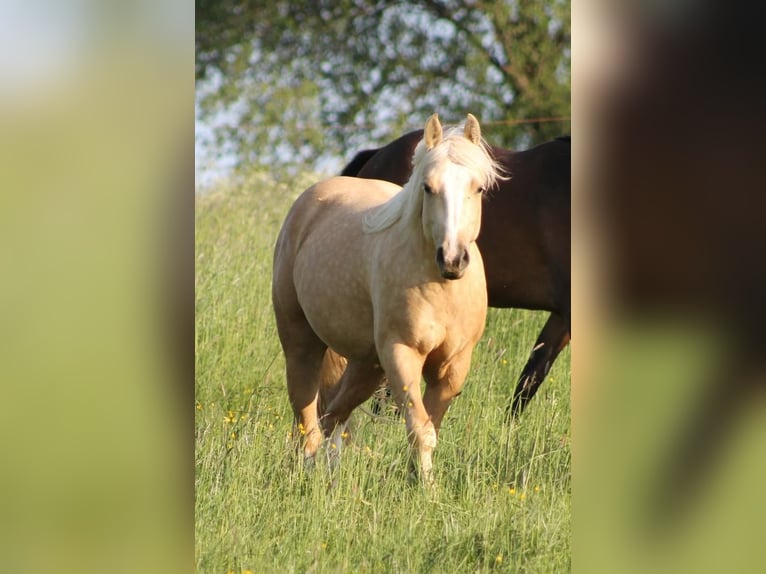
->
195, 171, 570, 573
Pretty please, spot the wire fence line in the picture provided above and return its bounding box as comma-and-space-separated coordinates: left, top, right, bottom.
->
195, 115, 571, 188
205, 116, 571, 134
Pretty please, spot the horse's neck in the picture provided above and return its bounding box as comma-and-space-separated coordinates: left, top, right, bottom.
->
383, 189, 443, 284
391, 180, 428, 246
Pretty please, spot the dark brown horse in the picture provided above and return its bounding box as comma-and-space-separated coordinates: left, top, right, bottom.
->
341, 130, 571, 415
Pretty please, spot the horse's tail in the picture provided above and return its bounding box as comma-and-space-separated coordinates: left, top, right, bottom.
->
340, 148, 378, 177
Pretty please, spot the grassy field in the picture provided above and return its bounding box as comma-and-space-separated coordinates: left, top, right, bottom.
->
195, 171, 571, 573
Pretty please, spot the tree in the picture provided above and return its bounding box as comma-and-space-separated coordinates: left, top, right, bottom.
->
196, 0, 570, 174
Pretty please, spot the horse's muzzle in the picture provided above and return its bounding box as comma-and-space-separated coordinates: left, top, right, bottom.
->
436, 246, 470, 280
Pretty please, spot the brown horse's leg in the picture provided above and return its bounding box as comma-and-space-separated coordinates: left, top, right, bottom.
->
510, 312, 571, 417
379, 343, 434, 483
422, 349, 474, 433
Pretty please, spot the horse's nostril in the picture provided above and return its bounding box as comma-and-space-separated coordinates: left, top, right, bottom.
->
461, 250, 470, 268
436, 247, 445, 266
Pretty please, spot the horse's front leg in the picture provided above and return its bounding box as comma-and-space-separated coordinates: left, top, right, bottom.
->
378, 342, 434, 484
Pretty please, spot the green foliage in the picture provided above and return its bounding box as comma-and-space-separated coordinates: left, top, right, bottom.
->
196, 1, 570, 173
195, 173, 571, 572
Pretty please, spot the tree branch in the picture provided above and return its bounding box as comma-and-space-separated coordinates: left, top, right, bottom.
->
419, 0, 532, 101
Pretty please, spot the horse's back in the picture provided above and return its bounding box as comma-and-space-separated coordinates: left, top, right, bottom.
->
340, 149, 378, 177
278, 176, 399, 249
519, 136, 570, 197
273, 176, 402, 359
356, 131, 423, 185
275, 176, 401, 284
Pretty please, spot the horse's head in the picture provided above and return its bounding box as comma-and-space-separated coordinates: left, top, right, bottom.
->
416, 113, 501, 280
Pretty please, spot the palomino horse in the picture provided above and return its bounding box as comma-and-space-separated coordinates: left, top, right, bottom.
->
341, 131, 571, 416
272, 114, 502, 482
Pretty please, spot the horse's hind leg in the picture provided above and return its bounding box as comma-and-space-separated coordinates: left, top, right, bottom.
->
273, 238, 329, 465
422, 349, 474, 435
286, 348, 326, 464
275, 312, 327, 465
509, 312, 571, 417
322, 360, 385, 466
317, 349, 348, 420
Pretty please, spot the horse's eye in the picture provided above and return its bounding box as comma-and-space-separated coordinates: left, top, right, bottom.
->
423, 183, 433, 194
478, 186, 487, 194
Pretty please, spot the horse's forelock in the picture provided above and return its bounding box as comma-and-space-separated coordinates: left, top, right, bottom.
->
417, 127, 502, 190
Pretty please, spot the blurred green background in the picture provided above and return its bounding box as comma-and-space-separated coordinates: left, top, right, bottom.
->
195, 0, 571, 187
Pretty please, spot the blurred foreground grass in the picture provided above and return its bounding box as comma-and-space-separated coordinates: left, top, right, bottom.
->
0, 3, 191, 571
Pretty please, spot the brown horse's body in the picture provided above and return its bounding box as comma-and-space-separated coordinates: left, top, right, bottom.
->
273, 115, 501, 481
342, 131, 571, 414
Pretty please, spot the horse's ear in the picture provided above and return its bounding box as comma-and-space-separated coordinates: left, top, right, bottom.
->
424, 113, 443, 150
464, 113, 481, 144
